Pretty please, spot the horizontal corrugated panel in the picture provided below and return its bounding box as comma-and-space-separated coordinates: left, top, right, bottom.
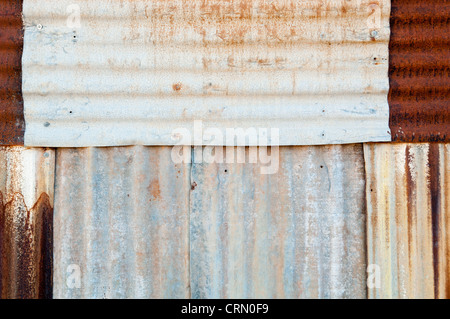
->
190, 145, 367, 298
365, 143, 449, 299
0, 0, 24, 145
53, 147, 191, 299
0, 146, 54, 299
23, 0, 391, 147
389, 0, 450, 142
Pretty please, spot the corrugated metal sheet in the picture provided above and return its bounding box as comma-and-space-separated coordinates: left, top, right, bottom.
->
23, 0, 391, 147
0, 0, 24, 145
389, 0, 450, 142
53, 146, 191, 299
0, 146, 54, 299
53, 145, 367, 298
365, 143, 449, 299
190, 145, 367, 298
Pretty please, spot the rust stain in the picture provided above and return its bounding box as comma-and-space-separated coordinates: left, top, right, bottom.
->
389, 0, 450, 142
0, 191, 53, 299
172, 83, 182, 92
428, 143, 441, 298
148, 179, 161, 201
0, 0, 25, 145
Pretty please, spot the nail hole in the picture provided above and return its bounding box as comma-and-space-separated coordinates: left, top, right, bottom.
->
44, 122, 50, 127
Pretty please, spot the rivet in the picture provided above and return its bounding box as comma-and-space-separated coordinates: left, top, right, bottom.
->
37, 24, 43, 30
370, 30, 378, 38
44, 122, 50, 127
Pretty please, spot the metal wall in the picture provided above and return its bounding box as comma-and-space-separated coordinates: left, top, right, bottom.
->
54, 145, 367, 299
22, 0, 391, 146
0, 146, 54, 299
365, 143, 449, 299
190, 145, 367, 298
389, 0, 449, 142
0, 0, 24, 145
53, 147, 191, 299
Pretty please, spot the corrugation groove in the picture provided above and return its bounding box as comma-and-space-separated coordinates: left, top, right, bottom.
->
190, 145, 367, 298
0, 0, 24, 145
389, 0, 450, 142
365, 143, 449, 299
53, 146, 191, 299
0, 146, 54, 299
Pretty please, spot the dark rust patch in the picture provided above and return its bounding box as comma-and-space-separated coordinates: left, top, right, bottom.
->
428, 144, 441, 298
404, 146, 414, 276
0, 192, 53, 299
389, 0, 450, 142
0, 0, 25, 145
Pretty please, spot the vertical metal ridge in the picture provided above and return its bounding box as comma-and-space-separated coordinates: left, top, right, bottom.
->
54, 146, 191, 299
389, 0, 450, 142
0, 146, 54, 299
190, 145, 367, 299
365, 143, 449, 299
0, 0, 25, 145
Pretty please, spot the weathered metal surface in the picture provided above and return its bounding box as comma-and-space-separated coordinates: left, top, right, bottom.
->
0, 146, 54, 299
389, 0, 450, 142
365, 143, 449, 299
23, 0, 391, 147
53, 146, 190, 299
190, 145, 367, 298
0, 0, 25, 145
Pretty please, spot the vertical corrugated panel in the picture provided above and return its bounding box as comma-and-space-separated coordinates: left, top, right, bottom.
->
0, 0, 25, 145
53, 146, 190, 299
365, 143, 449, 299
23, 0, 391, 146
389, 0, 450, 142
0, 146, 54, 299
190, 145, 367, 298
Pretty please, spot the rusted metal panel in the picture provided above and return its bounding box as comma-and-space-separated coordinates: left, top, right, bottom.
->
389, 0, 450, 142
23, 0, 391, 147
365, 143, 449, 299
0, 146, 54, 299
0, 0, 25, 145
53, 146, 190, 299
190, 145, 367, 298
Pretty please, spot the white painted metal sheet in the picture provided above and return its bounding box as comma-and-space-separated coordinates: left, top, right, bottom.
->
23, 0, 391, 147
